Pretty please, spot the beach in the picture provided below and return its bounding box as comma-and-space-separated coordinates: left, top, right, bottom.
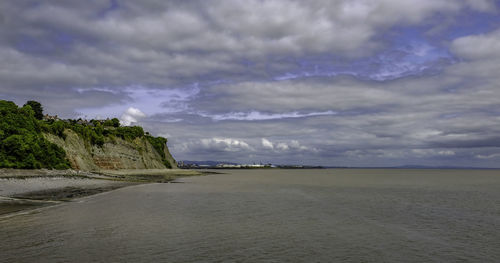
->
0, 168, 205, 216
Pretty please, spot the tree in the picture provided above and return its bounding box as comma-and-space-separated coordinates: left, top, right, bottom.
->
1, 100, 69, 169
24, 100, 43, 120
103, 119, 114, 127
111, 118, 120, 127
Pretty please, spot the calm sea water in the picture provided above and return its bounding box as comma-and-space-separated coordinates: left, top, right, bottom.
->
1, 169, 500, 262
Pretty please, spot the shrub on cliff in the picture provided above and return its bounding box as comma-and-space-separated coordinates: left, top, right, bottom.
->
114, 126, 144, 141
23, 100, 43, 120
0, 100, 70, 169
145, 135, 171, 168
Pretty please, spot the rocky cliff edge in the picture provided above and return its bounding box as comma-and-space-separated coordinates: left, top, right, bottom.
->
44, 129, 177, 171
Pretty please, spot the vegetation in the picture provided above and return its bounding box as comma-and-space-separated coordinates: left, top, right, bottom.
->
0, 100, 70, 169
102, 118, 119, 127
40, 117, 145, 147
146, 135, 171, 168
114, 126, 144, 141
1, 100, 172, 170
23, 100, 44, 120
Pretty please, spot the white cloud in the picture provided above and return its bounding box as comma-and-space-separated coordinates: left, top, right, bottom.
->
451, 29, 500, 60
476, 153, 500, 159
261, 138, 274, 150
120, 107, 146, 126
202, 110, 337, 121
199, 138, 251, 152
276, 143, 290, 151
260, 138, 315, 152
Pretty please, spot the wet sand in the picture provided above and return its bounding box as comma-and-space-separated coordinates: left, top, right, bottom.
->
0, 197, 53, 215
0, 168, 207, 216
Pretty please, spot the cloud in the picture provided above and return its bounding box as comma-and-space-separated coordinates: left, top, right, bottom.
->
170, 137, 254, 161
199, 138, 252, 152
412, 149, 456, 157
120, 107, 146, 126
451, 29, 500, 60
202, 110, 337, 121
261, 138, 315, 153
197, 78, 400, 113
0, 0, 492, 100
273, 41, 455, 81
476, 153, 500, 159
1, 1, 500, 167
274, 140, 316, 152
261, 138, 274, 150
276, 143, 289, 151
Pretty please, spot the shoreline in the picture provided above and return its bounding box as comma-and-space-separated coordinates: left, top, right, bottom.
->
0, 168, 207, 217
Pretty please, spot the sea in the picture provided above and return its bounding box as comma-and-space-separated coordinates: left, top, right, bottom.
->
1, 169, 500, 262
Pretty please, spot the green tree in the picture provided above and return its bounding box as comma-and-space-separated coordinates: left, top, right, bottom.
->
51, 120, 66, 139
111, 118, 120, 127
24, 100, 44, 120
0, 100, 69, 169
103, 119, 114, 127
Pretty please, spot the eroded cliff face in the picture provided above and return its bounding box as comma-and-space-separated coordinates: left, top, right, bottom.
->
44, 129, 177, 171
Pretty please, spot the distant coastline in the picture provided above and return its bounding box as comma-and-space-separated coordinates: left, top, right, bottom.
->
178, 160, 500, 170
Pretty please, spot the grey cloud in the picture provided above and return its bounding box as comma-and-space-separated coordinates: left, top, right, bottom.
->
0, 0, 494, 102
195, 77, 403, 113
0, 0, 488, 85
137, 101, 500, 166
138, 71, 500, 165
1, 1, 500, 166
451, 29, 500, 60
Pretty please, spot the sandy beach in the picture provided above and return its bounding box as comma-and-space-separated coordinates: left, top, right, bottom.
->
0, 168, 206, 216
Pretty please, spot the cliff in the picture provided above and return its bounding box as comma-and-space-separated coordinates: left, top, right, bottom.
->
44, 129, 177, 171
1, 99, 177, 171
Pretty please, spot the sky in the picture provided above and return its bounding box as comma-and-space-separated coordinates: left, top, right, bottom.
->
1, 0, 500, 167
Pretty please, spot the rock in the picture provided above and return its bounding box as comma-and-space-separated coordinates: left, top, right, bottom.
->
43, 129, 177, 171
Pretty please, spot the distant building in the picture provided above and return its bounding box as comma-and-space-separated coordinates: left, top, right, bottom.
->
43, 114, 60, 121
